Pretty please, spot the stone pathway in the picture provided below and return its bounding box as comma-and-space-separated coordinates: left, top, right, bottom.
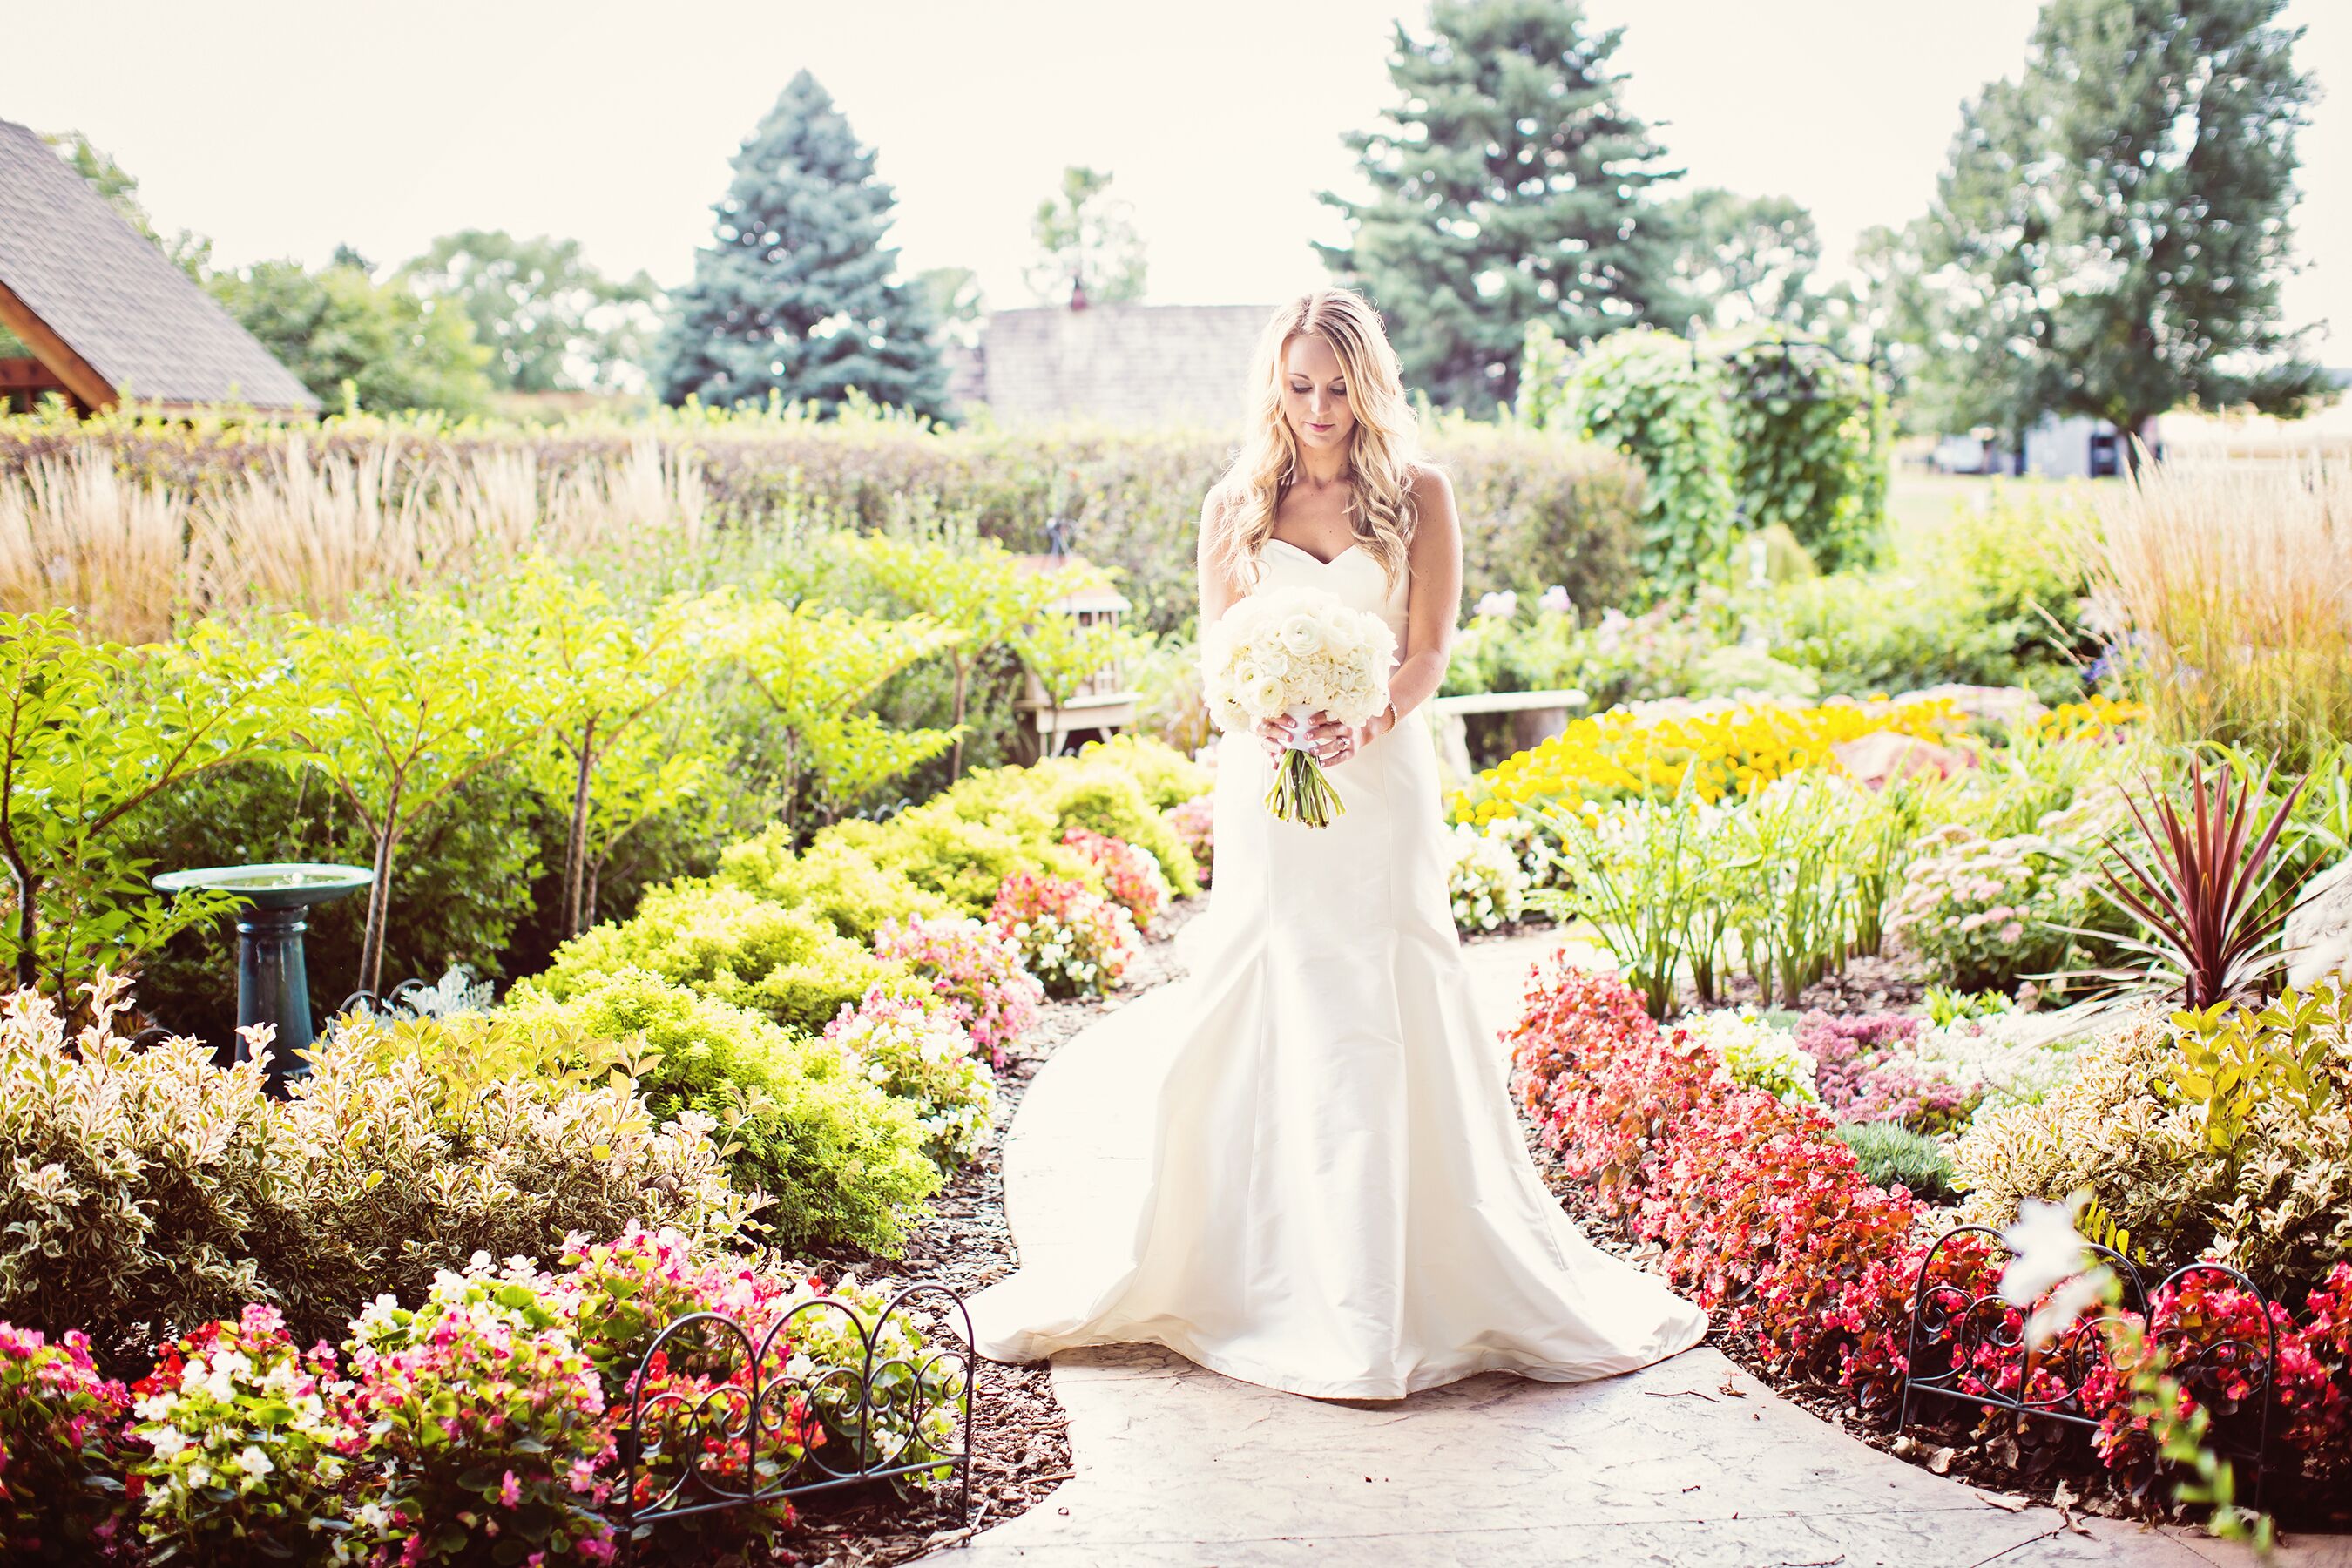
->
922, 926, 2346, 1568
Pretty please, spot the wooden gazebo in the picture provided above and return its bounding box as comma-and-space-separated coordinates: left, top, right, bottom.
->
0, 118, 317, 416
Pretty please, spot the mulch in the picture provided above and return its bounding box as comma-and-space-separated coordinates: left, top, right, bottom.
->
767, 896, 1207, 1568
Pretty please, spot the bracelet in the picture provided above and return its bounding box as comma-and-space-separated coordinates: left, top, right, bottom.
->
1379, 700, 1398, 733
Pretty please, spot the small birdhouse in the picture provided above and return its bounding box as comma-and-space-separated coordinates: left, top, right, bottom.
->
1010, 553, 1139, 761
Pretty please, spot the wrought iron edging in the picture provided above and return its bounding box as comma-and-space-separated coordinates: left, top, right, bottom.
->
1896, 1224, 2280, 1510
614, 1282, 977, 1556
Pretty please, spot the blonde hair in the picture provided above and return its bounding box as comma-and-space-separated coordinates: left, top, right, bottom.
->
1213, 288, 1422, 592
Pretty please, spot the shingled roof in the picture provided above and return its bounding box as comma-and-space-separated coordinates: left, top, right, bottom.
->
0, 118, 318, 414
954, 303, 1272, 426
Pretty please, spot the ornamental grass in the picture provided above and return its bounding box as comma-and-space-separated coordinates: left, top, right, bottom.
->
2087, 455, 2352, 770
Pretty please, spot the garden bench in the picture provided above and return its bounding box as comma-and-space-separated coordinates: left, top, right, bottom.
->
1427, 687, 1589, 785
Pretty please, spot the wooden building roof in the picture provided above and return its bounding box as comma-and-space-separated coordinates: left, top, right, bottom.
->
0, 118, 318, 415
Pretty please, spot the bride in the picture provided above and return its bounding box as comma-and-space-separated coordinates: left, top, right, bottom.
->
968, 287, 1707, 1399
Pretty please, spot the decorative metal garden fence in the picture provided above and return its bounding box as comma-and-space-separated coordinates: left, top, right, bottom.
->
613, 1283, 977, 1556
1897, 1225, 2280, 1508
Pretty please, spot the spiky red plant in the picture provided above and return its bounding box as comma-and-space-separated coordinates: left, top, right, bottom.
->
2098, 758, 2308, 1008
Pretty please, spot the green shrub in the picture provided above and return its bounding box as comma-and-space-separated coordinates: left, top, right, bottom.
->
1718, 331, 1888, 573
1071, 734, 1213, 810
0, 979, 757, 1358
714, 827, 954, 943
1553, 324, 1736, 598
821, 806, 1099, 919
537, 881, 913, 1031
939, 756, 1200, 896
509, 970, 937, 1254
1832, 1120, 1958, 1204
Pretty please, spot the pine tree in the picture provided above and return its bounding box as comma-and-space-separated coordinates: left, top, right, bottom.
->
1316, 0, 1687, 412
657, 71, 947, 416
1907, 0, 2325, 457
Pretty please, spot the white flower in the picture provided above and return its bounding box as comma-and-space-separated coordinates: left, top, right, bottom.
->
1242, 674, 1287, 718
1999, 1192, 2111, 1348
237, 1444, 275, 1482
145, 1424, 188, 1460
1278, 613, 1325, 656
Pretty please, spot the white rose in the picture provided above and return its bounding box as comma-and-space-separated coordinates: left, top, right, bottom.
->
1242, 673, 1287, 717
1279, 614, 1324, 656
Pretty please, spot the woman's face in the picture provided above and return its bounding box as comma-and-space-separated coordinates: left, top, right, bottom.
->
1280, 334, 1355, 456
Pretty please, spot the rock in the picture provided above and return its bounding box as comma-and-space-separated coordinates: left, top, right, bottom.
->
1832, 729, 1977, 790
1895, 684, 2048, 730
2285, 855, 2352, 990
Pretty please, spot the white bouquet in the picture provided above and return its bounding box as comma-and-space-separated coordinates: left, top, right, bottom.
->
1200, 585, 1396, 827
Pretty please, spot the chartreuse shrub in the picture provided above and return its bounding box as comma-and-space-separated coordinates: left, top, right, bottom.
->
0, 977, 756, 1360
715, 826, 955, 942
1070, 733, 1213, 810
936, 750, 1202, 896
821, 804, 1099, 919
536, 880, 916, 1031
508, 970, 937, 1253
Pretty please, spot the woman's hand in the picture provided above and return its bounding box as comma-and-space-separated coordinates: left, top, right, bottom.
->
1254, 706, 1394, 767
1254, 709, 1349, 763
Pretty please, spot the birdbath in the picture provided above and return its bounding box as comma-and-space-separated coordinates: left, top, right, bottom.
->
152, 863, 375, 1091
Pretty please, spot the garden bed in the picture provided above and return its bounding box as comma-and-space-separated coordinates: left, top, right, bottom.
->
785, 895, 1204, 1567
1502, 953, 2352, 1536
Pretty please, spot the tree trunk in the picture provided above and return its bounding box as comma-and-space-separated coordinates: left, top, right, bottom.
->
949, 656, 970, 781
583, 855, 603, 935
357, 786, 402, 999
6, 859, 37, 991
562, 719, 596, 938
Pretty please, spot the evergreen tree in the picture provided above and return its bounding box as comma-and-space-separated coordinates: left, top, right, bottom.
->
1316, 0, 1686, 412
1906, 0, 2326, 456
657, 71, 947, 416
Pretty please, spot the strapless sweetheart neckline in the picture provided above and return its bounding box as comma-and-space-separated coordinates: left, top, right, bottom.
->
1264, 536, 1362, 569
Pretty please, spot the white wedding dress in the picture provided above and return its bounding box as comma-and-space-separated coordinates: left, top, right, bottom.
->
968, 537, 1707, 1398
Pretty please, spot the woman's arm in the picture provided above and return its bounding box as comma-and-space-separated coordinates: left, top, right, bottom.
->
1196, 484, 1244, 628
1370, 464, 1462, 735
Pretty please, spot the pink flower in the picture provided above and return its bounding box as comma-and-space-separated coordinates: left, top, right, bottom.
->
498, 1469, 522, 1507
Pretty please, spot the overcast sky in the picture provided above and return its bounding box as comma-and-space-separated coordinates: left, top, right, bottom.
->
10, 0, 2348, 357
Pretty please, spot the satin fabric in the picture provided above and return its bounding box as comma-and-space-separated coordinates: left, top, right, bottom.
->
968, 537, 1708, 1398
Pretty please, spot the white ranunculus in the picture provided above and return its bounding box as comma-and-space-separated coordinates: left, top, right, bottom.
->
1279, 613, 1324, 656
